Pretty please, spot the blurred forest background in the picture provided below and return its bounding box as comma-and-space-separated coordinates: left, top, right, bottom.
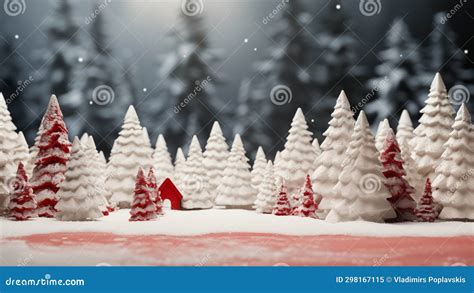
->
0, 0, 472, 157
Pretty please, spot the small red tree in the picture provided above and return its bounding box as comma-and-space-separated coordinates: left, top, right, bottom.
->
8, 162, 37, 221
147, 167, 163, 215
292, 175, 318, 218
130, 168, 157, 221
272, 181, 291, 216
380, 130, 417, 221
31, 95, 71, 217
416, 178, 437, 222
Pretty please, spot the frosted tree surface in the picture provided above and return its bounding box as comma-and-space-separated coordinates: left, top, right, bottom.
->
375, 119, 392, 151
254, 161, 277, 213
311, 138, 321, 170
251, 146, 267, 192
152, 134, 174, 184
203, 121, 229, 191
396, 109, 415, 146
173, 147, 186, 191
12, 132, 31, 175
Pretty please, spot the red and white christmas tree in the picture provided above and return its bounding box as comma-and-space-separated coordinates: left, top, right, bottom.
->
292, 175, 318, 219
147, 167, 164, 215
416, 178, 437, 222
8, 162, 37, 221
129, 168, 157, 221
31, 95, 71, 218
272, 181, 291, 216
380, 129, 417, 221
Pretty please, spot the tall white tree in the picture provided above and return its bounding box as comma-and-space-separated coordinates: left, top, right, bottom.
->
215, 134, 257, 207
375, 119, 392, 151
56, 138, 103, 221
152, 134, 174, 184
396, 109, 415, 146
326, 111, 396, 223
203, 121, 229, 191
173, 147, 186, 191
254, 161, 277, 213
98, 150, 111, 201
106, 106, 152, 208
276, 108, 314, 193
412, 73, 455, 181
143, 127, 153, 157
312, 91, 355, 218
181, 136, 213, 209
251, 146, 267, 192
399, 140, 423, 200
433, 104, 474, 220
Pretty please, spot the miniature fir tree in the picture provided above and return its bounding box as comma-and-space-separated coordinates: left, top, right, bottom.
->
173, 147, 186, 191
143, 127, 153, 158
399, 140, 423, 200
147, 167, 163, 215
412, 73, 455, 181
272, 181, 292, 216
276, 108, 315, 193
12, 132, 31, 175
251, 147, 267, 192
254, 161, 277, 214
215, 134, 257, 208
312, 91, 355, 218
433, 104, 474, 220
181, 136, 213, 209
396, 109, 415, 146
203, 121, 229, 191
416, 178, 437, 222
31, 95, 71, 218
107, 106, 152, 208
311, 138, 321, 170
380, 130, 417, 221
326, 111, 396, 223
375, 119, 392, 151
8, 163, 37, 221
129, 168, 157, 221
97, 151, 111, 202
152, 134, 174, 185
56, 138, 102, 221
292, 175, 318, 218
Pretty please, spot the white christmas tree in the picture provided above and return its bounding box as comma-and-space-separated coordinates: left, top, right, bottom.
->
152, 134, 174, 185
215, 134, 257, 207
56, 138, 103, 221
375, 119, 392, 151
412, 73, 455, 181
326, 111, 396, 223
106, 106, 152, 208
181, 136, 213, 209
276, 108, 314, 193
311, 138, 321, 170
173, 147, 186, 191
254, 161, 277, 213
98, 150, 111, 201
312, 91, 355, 218
142, 127, 153, 160
396, 109, 415, 146
203, 121, 229, 191
251, 146, 267, 192
433, 104, 474, 220
399, 140, 423, 200
12, 132, 31, 174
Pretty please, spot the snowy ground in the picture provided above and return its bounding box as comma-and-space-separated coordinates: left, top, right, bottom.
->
1, 209, 473, 266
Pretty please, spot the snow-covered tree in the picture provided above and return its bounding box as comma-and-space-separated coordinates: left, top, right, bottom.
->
142, 127, 153, 155
152, 134, 174, 185
181, 136, 212, 209
375, 119, 392, 151
56, 138, 102, 221
147, 167, 163, 215
311, 138, 321, 170
129, 168, 157, 221
292, 175, 318, 218
215, 134, 257, 208
326, 111, 396, 223
399, 140, 423, 200
432, 104, 474, 220
203, 121, 229, 191
272, 181, 291, 216
97, 150, 111, 202
8, 163, 36, 221
366, 18, 424, 127
396, 109, 415, 150
173, 147, 186, 191
380, 130, 417, 221
412, 73, 455, 181
107, 106, 152, 208
31, 95, 71, 218
254, 161, 277, 214
251, 147, 267, 192
276, 108, 314, 193
312, 91, 355, 218
12, 132, 31, 175
416, 178, 437, 222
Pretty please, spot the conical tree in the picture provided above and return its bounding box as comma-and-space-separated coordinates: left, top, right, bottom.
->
97, 151, 112, 203
276, 108, 314, 193
107, 106, 152, 208
396, 109, 415, 146
203, 121, 229, 191
31, 95, 71, 218
312, 91, 355, 218
251, 147, 267, 192
272, 181, 291, 216
8, 163, 37, 221
311, 138, 321, 170
292, 175, 318, 218
181, 136, 212, 209
129, 168, 157, 221
147, 167, 163, 215
152, 134, 174, 185
412, 73, 455, 181
380, 130, 417, 221
56, 138, 102, 221
215, 134, 257, 208
173, 147, 186, 191
416, 178, 437, 222
326, 111, 396, 223
432, 104, 474, 220
255, 161, 277, 214
375, 119, 392, 151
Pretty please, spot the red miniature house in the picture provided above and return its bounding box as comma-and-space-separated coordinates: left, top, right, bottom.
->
158, 178, 183, 210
